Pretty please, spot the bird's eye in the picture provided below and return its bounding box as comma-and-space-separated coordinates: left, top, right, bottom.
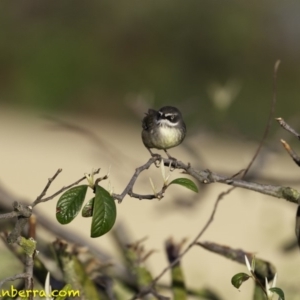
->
166, 115, 174, 121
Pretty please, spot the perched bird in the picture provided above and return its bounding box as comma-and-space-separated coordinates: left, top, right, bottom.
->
141, 106, 186, 158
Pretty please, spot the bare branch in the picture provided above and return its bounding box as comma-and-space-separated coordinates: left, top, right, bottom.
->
243, 60, 280, 177
0, 273, 29, 289
31, 168, 100, 207
34, 168, 62, 204
113, 157, 299, 204
0, 201, 32, 221
112, 157, 158, 203
280, 139, 300, 167
276, 117, 300, 140
112, 155, 300, 204
276, 112, 300, 249
0, 211, 21, 220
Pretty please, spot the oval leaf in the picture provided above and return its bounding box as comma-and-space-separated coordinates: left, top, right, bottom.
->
169, 178, 198, 193
231, 273, 250, 289
82, 197, 94, 217
269, 287, 285, 300
56, 185, 88, 224
91, 186, 116, 238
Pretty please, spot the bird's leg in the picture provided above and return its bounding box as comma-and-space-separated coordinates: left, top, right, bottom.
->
147, 148, 154, 156
164, 149, 177, 170
147, 148, 161, 167
164, 149, 175, 160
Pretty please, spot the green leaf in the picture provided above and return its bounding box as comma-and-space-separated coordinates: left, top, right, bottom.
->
82, 197, 94, 217
269, 287, 285, 300
251, 255, 256, 272
55, 284, 73, 300
171, 264, 187, 300
91, 186, 117, 238
231, 273, 250, 289
56, 185, 88, 224
169, 178, 198, 193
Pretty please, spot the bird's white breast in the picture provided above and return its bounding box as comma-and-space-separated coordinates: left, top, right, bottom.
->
155, 126, 183, 149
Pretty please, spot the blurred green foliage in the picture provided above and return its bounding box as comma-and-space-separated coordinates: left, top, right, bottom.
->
0, 0, 300, 137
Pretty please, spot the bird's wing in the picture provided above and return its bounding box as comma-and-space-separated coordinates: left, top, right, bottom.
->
142, 109, 157, 130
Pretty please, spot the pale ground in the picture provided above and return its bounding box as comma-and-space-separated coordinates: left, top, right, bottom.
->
1, 105, 300, 299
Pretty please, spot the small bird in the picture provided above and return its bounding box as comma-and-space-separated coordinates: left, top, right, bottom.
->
141, 106, 186, 158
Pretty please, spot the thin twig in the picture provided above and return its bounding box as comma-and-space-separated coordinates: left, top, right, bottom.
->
31, 168, 100, 207
0, 273, 29, 289
151, 289, 170, 300
34, 168, 62, 204
276, 117, 300, 140
112, 157, 158, 203
280, 139, 300, 166
243, 59, 280, 178
276, 118, 300, 165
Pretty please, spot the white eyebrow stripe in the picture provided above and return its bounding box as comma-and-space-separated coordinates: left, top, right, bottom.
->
164, 113, 179, 118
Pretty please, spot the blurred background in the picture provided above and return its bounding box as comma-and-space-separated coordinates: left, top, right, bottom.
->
1, 0, 300, 135
1, 1, 300, 299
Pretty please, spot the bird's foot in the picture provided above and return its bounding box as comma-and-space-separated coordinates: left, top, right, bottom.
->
148, 150, 162, 167
164, 150, 178, 170
169, 159, 178, 171
153, 154, 162, 167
